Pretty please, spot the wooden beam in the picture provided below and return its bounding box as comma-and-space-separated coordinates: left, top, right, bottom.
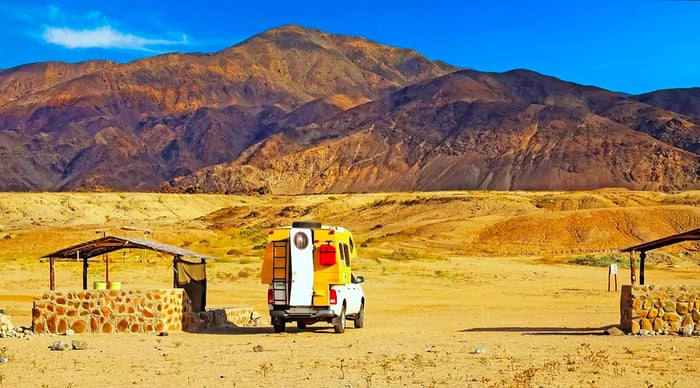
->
630, 251, 637, 285
640, 251, 646, 285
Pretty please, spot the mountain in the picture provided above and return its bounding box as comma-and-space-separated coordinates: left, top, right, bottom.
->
168, 69, 700, 193
0, 25, 454, 191
0, 25, 698, 193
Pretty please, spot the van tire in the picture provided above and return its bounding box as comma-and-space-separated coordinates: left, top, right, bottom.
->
292, 221, 322, 228
272, 317, 286, 333
333, 305, 346, 333
354, 302, 365, 328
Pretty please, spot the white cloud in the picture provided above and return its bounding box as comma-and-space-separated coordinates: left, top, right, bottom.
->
42, 25, 188, 51
0, 3, 191, 52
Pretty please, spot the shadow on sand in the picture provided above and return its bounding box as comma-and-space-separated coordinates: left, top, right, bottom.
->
192, 325, 344, 335
460, 324, 618, 336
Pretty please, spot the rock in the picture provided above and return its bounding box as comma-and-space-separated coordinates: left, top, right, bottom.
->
250, 311, 262, 326
158, 331, 169, 337
253, 345, 264, 352
71, 340, 88, 350
49, 341, 71, 351
604, 327, 625, 336
630, 319, 641, 334
472, 348, 486, 354
0, 313, 17, 338
64, 329, 75, 336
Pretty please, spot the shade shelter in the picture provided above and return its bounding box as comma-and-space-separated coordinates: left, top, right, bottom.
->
40, 235, 217, 312
620, 227, 700, 286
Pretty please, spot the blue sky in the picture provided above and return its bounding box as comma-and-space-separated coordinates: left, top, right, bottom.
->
0, 1, 698, 94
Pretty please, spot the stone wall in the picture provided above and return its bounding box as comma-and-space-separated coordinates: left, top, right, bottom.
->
620, 285, 700, 335
183, 307, 260, 332
32, 289, 192, 334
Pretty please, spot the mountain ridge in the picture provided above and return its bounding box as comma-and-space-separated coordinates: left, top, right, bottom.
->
0, 25, 697, 193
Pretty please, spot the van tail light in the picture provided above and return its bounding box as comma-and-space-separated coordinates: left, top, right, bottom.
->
267, 288, 274, 305
329, 288, 337, 305
319, 244, 336, 265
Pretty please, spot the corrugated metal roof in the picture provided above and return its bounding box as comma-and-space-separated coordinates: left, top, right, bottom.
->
40, 235, 217, 262
620, 227, 700, 252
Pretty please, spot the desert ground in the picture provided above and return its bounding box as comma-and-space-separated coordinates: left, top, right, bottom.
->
1, 190, 700, 387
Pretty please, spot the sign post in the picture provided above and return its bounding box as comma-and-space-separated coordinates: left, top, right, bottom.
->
608, 263, 618, 292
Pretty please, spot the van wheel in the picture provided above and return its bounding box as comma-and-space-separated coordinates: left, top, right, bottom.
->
354, 302, 365, 328
296, 321, 307, 329
272, 317, 286, 333
333, 305, 346, 333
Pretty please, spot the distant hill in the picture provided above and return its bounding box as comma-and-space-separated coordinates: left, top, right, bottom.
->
0, 25, 697, 192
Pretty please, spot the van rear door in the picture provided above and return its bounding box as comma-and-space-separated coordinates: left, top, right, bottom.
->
288, 228, 314, 306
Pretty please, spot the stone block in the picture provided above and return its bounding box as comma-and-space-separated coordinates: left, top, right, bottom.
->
681, 315, 694, 328
57, 318, 68, 333
631, 319, 640, 334
663, 301, 677, 312
663, 312, 681, 322
677, 302, 689, 315
72, 320, 88, 333
632, 298, 642, 310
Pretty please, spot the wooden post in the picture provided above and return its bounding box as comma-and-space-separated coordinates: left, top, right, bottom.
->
50, 257, 55, 291
82, 254, 88, 290
105, 254, 110, 283
639, 251, 646, 286
630, 252, 637, 285
173, 256, 179, 288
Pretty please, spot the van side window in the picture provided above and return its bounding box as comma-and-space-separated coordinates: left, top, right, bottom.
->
343, 244, 350, 266
349, 237, 355, 253
339, 243, 347, 267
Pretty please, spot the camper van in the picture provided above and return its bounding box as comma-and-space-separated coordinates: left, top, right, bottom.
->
261, 221, 365, 333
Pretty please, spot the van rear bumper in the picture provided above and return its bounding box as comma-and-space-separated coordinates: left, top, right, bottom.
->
270, 306, 335, 320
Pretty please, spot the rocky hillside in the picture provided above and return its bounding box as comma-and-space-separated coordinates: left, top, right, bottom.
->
169, 70, 700, 193
0, 25, 698, 193
0, 25, 454, 191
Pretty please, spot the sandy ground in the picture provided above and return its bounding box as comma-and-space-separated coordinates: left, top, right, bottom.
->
1, 192, 699, 387
2, 257, 700, 387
